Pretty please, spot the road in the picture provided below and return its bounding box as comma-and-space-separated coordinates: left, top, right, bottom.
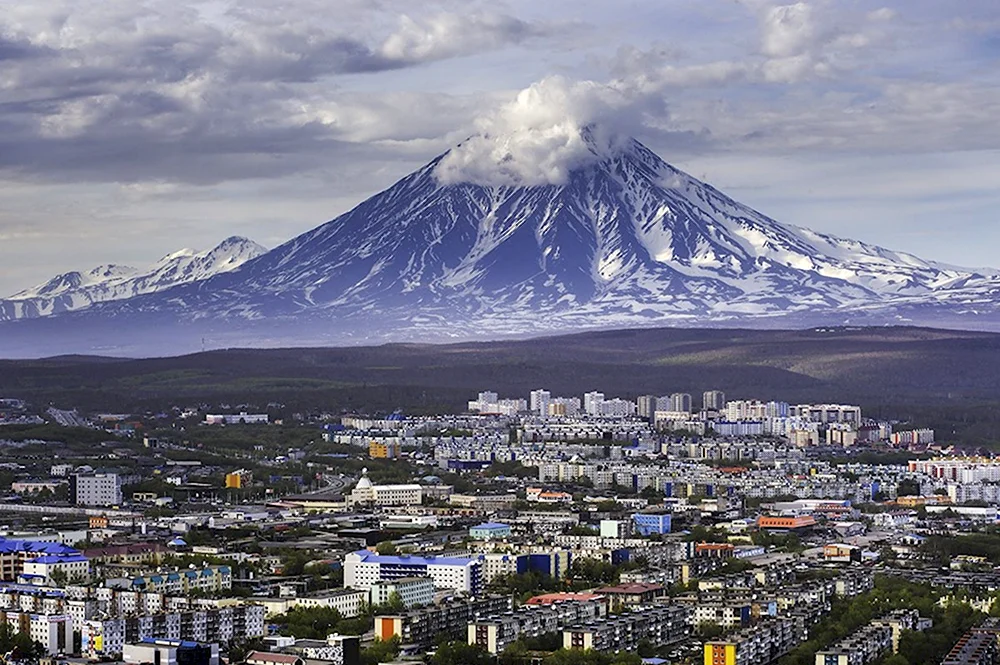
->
46, 407, 88, 427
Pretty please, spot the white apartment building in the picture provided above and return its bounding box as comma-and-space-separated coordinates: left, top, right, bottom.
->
703, 391, 726, 411
22, 554, 90, 584
81, 605, 266, 659
790, 403, 861, 424
295, 589, 368, 617
71, 473, 122, 507
343, 551, 483, 595
25, 613, 73, 655
204, 412, 268, 425
369, 576, 435, 608
583, 392, 605, 415
530, 390, 551, 417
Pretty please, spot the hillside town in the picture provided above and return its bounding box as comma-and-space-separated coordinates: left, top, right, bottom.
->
0, 388, 997, 665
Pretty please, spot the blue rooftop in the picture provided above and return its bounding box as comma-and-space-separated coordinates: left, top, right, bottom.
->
352, 550, 477, 567
472, 522, 510, 530
31, 554, 88, 564
0, 540, 80, 556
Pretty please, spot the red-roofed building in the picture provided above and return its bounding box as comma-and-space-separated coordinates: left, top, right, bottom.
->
757, 515, 816, 532
526, 592, 608, 608
593, 582, 665, 607
245, 652, 303, 665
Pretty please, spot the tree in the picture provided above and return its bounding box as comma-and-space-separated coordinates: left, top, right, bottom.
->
431, 641, 493, 665
360, 636, 400, 665
639, 486, 663, 504
376, 541, 398, 555
697, 621, 725, 639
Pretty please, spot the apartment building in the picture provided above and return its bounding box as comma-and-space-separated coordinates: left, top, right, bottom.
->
563, 604, 688, 652
106, 566, 232, 595
369, 577, 434, 609
344, 551, 483, 595
374, 596, 512, 648
814, 621, 892, 665
704, 617, 804, 665
0, 611, 73, 655
70, 473, 122, 506
941, 619, 1000, 665
469, 600, 606, 654
0, 540, 84, 581
81, 604, 266, 659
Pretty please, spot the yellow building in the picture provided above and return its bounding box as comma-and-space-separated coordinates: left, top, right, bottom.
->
225, 469, 253, 488
369, 440, 401, 459
705, 643, 737, 665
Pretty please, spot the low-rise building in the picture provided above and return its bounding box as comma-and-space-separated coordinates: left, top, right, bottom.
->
469, 523, 512, 540
593, 583, 665, 607
123, 639, 220, 665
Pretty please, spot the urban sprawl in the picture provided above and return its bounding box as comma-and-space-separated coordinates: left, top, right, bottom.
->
0, 389, 996, 665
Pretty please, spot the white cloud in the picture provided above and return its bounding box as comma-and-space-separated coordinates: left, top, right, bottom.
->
433, 76, 653, 186
760, 2, 814, 58
380, 12, 546, 62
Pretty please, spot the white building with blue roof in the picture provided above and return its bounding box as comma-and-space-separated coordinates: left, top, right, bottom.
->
21, 553, 90, 585
344, 550, 483, 595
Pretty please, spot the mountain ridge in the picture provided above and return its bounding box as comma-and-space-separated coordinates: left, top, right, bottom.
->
0, 236, 266, 322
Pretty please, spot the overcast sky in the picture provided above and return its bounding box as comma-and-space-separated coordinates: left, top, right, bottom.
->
1, 0, 998, 295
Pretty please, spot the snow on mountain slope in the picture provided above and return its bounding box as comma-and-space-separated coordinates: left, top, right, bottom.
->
0, 236, 266, 321
125, 135, 992, 325
3, 134, 1000, 355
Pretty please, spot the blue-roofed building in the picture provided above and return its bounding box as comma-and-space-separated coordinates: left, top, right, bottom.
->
632, 513, 672, 536
344, 550, 483, 595
106, 565, 231, 595
469, 522, 512, 540
0, 538, 84, 582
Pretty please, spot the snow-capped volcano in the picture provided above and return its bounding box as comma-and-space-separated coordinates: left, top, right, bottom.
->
3, 135, 1000, 355
131, 135, 992, 323
0, 236, 266, 321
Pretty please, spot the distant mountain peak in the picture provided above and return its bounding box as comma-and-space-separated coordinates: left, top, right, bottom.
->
0, 236, 267, 321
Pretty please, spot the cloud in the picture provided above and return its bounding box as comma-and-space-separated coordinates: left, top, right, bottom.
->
380, 12, 547, 62
433, 76, 664, 186
760, 2, 814, 58
0, 3, 553, 185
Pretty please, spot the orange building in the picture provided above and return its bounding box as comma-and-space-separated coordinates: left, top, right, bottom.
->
375, 616, 403, 641
756, 515, 816, 531
369, 440, 402, 459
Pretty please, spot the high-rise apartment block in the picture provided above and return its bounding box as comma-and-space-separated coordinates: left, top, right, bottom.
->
584, 392, 605, 415
669, 393, 693, 413
530, 390, 552, 417
71, 473, 122, 507
703, 390, 726, 411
